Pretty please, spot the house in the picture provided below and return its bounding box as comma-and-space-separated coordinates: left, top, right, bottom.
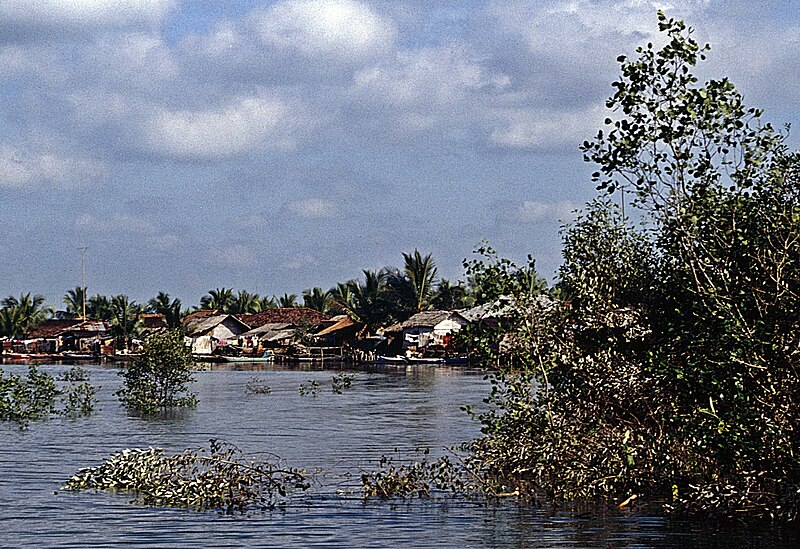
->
239, 322, 295, 351
25, 319, 111, 353
385, 310, 469, 355
182, 313, 250, 355
138, 313, 168, 335
310, 315, 357, 347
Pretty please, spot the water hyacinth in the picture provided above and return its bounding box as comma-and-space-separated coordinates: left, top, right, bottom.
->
62, 440, 310, 513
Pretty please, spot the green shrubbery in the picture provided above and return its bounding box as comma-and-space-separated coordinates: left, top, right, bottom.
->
0, 366, 96, 428
116, 329, 197, 414
457, 13, 800, 522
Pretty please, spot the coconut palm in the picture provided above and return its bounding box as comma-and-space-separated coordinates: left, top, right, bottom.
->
87, 294, 113, 320
254, 295, 277, 312
334, 270, 390, 337
229, 290, 260, 314
302, 287, 332, 313
278, 293, 298, 308
147, 291, 183, 329
385, 250, 439, 319
1, 293, 52, 336
63, 286, 87, 317
200, 288, 234, 312
431, 279, 472, 310
110, 295, 143, 350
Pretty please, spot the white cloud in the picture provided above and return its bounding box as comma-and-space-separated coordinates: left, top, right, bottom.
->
0, 0, 175, 28
0, 146, 106, 189
144, 94, 311, 159
490, 105, 605, 150
284, 254, 318, 270
508, 200, 578, 223
285, 198, 339, 219
209, 244, 258, 269
75, 213, 158, 235
254, 0, 395, 61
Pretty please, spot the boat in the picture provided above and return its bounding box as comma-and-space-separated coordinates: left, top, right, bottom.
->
377, 355, 409, 364
216, 354, 274, 363
376, 356, 446, 365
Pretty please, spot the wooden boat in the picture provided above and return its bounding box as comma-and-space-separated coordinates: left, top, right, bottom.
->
216, 355, 274, 363
377, 355, 409, 364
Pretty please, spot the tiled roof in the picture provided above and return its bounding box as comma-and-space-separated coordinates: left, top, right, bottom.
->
237, 308, 330, 328
26, 319, 82, 338
26, 319, 110, 338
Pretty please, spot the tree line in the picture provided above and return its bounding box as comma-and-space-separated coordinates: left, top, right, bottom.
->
0, 248, 526, 341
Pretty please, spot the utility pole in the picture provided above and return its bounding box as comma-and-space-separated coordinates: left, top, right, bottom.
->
78, 247, 88, 320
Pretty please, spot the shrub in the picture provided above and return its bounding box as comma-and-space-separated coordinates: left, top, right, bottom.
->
116, 329, 197, 414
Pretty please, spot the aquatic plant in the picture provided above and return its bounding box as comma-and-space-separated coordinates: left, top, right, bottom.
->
116, 329, 197, 414
331, 372, 354, 394
62, 440, 310, 513
361, 449, 467, 499
298, 379, 319, 397
245, 377, 272, 394
0, 366, 95, 427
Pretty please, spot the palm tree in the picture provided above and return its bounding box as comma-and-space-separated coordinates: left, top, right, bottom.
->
0, 306, 25, 338
334, 270, 390, 337
1, 293, 52, 336
87, 294, 113, 320
302, 287, 332, 313
147, 291, 183, 329
110, 295, 143, 349
63, 286, 86, 317
385, 250, 439, 319
229, 290, 259, 314
278, 293, 298, 308
431, 279, 472, 310
200, 288, 234, 312
254, 295, 277, 312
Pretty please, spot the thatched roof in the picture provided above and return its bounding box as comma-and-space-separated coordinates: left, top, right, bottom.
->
241, 322, 292, 338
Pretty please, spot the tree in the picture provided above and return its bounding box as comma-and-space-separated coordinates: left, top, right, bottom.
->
87, 294, 113, 320
385, 250, 439, 318
431, 279, 472, 310
229, 290, 259, 314
0, 293, 52, 337
147, 291, 183, 329
278, 293, 298, 308
302, 287, 332, 313
200, 288, 234, 312
110, 295, 143, 349
333, 270, 390, 337
116, 329, 197, 413
463, 13, 800, 521
63, 286, 86, 317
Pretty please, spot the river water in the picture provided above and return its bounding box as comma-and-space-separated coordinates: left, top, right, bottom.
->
0, 362, 796, 548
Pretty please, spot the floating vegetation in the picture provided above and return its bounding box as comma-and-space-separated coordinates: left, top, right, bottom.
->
361, 449, 467, 499
331, 372, 355, 394
62, 440, 310, 513
245, 377, 271, 395
0, 366, 95, 428
299, 380, 319, 397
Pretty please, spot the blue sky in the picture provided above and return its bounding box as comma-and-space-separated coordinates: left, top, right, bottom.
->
1, 0, 798, 308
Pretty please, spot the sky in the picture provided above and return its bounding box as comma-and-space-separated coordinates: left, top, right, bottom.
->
1, 0, 799, 309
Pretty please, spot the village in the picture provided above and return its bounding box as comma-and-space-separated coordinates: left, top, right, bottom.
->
0, 249, 541, 365
1, 303, 513, 365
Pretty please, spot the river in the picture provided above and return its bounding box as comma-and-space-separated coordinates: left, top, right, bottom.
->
0, 362, 796, 548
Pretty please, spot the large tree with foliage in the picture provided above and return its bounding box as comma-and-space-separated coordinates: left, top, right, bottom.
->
464, 13, 800, 521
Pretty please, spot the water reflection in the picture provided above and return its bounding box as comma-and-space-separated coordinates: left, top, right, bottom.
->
0, 363, 796, 548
